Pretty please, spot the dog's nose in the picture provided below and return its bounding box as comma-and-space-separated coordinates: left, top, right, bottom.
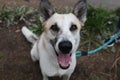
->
58, 41, 72, 54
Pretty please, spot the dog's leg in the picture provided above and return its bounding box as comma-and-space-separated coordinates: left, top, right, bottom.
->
43, 75, 48, 80
21, 26, 38, 44
30, 43, 39, 62
62, 74, 71, 80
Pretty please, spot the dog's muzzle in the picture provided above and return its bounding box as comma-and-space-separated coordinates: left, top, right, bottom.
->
50, 39, 73, 69
56, 41, 72, 69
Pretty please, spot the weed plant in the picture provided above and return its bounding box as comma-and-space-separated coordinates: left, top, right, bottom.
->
80, 6, 118, 51
0, 5, 37, 26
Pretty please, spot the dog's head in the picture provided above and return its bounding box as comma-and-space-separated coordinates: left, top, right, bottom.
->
40, 0, 87, 69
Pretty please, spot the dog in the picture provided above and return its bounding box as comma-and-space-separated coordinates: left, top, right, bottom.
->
22, 0, 87, 80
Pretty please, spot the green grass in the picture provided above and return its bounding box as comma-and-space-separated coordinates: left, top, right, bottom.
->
80, 6, 119, 51
28, 16, 44, 36
0, 5, 37, 26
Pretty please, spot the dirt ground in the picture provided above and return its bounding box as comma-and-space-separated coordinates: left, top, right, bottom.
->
0, 0, 120, 80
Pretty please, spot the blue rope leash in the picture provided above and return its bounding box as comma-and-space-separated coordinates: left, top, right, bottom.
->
76, 31, 120, 57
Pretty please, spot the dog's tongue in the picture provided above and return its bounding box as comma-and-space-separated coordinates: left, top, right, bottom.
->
57, 53, 71, 68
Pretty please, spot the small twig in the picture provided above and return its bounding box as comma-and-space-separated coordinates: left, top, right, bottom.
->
111, 56, 120, 69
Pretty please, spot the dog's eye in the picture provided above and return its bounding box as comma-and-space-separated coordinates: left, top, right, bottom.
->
50, 24, 59, 32
70, 24, 77, 31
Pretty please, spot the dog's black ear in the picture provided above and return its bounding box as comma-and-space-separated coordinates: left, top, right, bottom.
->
40, 0, 55, 22
73, 0, 87, 24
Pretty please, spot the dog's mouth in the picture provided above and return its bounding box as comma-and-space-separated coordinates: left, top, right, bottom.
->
50, 39, 72, 69
56, 52, 72, 69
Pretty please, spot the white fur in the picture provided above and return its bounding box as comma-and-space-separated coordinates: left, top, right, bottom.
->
22, 13, 82, 80
22, 26, 38, 44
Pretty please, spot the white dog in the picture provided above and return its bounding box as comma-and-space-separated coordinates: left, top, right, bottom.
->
22, 0, 87, 80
